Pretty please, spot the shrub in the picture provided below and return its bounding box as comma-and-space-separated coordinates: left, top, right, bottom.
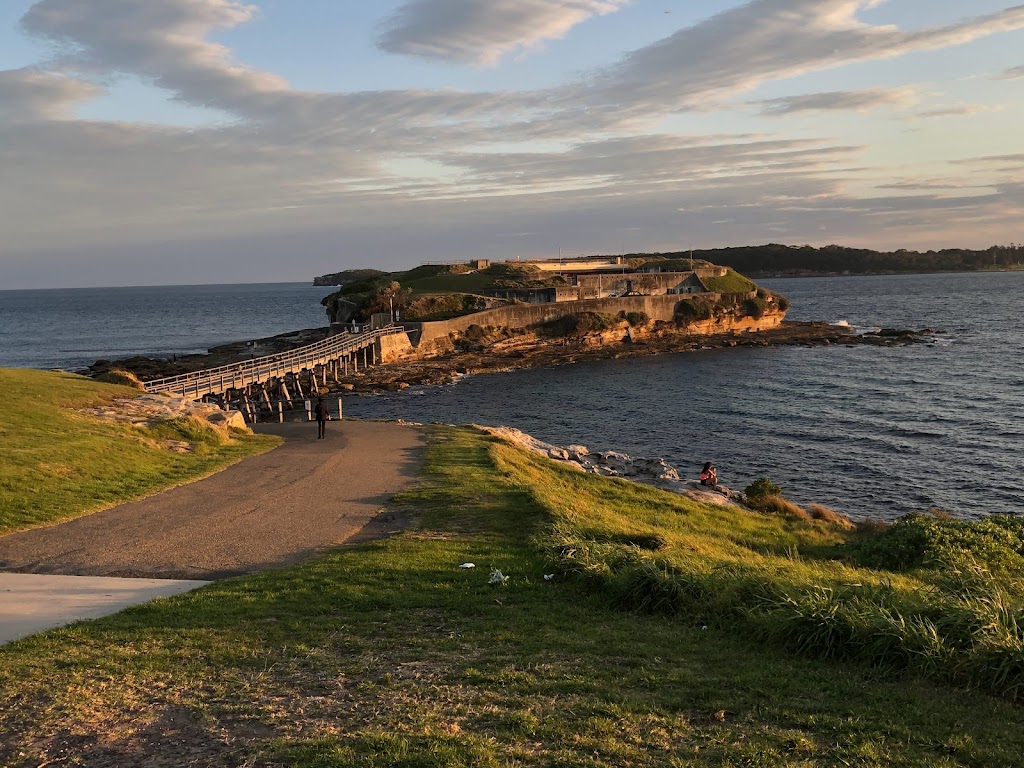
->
676, 297, 714, 324
808, 504, 855, 530
461, 324, 486, 343
403, 293, 486, 322
94, 369, 146, 390
622, 311, 649, 327
745, 477, 782, 500
743, 295, 771, 318
847, 513, 1024, 575
750, 493, 812, 521
537, 312, 619, 338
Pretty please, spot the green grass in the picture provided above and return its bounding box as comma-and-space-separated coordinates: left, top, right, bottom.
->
499, 444, 1024, 700
3, 426, 1024, 766
700, 270, 759, 295
0, 368, 279, 533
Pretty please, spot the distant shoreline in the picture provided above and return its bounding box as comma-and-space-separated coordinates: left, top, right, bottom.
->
749, 266, 1024, 280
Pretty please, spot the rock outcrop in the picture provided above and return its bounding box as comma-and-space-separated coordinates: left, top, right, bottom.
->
481, 426, 745, 509
79, 394, 249, 452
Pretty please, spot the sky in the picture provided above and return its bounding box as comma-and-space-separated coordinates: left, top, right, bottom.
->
1, 0, 1023, 288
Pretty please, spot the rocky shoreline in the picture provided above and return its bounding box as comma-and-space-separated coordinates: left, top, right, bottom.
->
333, 320, 939, 393
481, 426, 746, 510
87, 320, 938, 394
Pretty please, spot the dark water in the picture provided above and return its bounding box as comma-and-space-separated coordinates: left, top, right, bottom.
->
0, 283, 330, 371
344, 272, 1024, 520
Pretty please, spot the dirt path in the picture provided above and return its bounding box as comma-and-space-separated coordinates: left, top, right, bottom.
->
0, 421, 424, 580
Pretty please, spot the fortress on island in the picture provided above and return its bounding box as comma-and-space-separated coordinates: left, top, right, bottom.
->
320, 254, 788, 356
134, 254, 789, 416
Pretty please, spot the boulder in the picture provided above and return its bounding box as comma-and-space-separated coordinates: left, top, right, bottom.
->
206, 410, 248, 431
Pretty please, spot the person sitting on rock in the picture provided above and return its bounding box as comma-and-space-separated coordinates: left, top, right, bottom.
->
699, 462, 718, 488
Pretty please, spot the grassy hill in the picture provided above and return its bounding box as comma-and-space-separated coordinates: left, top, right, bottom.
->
0, 369, 279, 534
3, 425, 1024, 766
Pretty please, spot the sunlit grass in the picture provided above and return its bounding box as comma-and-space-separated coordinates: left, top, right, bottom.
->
0, 368, 279, 533
497, 441, 1024, 699
3, 426, 1024, 766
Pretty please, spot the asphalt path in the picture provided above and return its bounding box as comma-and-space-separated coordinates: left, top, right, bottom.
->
0, 420, 424, 581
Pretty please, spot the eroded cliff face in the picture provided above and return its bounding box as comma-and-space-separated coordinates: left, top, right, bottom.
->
409, 307, 787, 359
674, 310, 785, 337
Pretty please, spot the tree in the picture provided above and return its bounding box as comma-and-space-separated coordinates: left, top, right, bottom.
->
358, 281, 412, 321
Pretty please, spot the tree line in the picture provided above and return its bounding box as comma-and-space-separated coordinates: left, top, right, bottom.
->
640, 243, 1024, 275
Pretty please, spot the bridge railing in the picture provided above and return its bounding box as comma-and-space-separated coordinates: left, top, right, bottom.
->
143, 325, 406, 398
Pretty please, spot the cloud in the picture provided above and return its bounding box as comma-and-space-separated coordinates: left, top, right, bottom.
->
910, 104, 1003, 119
994, 64, 1024, 78
582, 1, 1024, 114
0, 68, 101, 122
751, 87, 917, 115
377, 0, 629, 66
3, 0, 1024, 283
20, 0, 286, 111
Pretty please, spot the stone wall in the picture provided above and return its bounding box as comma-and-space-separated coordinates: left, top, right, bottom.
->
575, 271, 703, 299
402, 293, 781, 355
376, 330, 415, 362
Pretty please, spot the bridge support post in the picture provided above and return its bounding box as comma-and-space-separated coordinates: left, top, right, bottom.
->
276, 401, 283, 423
280, 379, 295, 408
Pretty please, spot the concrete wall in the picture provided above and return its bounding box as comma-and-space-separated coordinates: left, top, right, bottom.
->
575, 271, 703, 299
527, 257, 624, 272
376, 331, 415, 363
404, 294, 684, 349
402, 292, 784, 356
405, 293, 784, 354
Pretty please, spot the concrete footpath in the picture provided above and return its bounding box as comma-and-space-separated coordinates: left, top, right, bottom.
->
0, 420, 424, 644
0, 573, 209, 644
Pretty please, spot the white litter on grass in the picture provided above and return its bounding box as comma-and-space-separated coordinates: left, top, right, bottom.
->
459, 563, 475, 569
489, 569, 508, 585
544, 574, 555, 581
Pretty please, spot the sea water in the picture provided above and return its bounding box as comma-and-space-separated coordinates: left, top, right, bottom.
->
0, 282, 329, 371
2, 273, 1021, 519
344, 272, 1024, 520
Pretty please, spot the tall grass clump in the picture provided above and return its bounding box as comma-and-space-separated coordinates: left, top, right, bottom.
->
487, 436, 1024, 700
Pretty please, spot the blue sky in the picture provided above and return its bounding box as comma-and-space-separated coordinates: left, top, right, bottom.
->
1, 0, 1023, 288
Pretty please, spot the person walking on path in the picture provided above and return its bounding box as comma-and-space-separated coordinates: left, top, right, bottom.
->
314, 397, 330, 439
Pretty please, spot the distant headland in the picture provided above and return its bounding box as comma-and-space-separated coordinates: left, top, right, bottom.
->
314, 243, 1024, 287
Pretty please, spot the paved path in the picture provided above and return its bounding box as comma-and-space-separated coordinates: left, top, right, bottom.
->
0, 420, 424, 581
0, 574, 209, 645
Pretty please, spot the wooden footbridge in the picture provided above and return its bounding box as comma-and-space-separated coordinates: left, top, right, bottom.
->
143, 326, 408, 422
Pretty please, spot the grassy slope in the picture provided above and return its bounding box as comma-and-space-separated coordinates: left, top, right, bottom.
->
698, 270, 759, 294
507, 443, 1024, 699
0, 369, 279, 534
2, 426, 1023, 767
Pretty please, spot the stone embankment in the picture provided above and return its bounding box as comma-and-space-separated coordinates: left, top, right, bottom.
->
482, 426, 745, 510
332, 320, 938, 393
79, 394, 248, 452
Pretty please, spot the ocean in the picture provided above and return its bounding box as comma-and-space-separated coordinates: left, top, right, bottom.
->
0, 282, 329, 371
344, 272, 1024, 520
1, 273, 1021, 520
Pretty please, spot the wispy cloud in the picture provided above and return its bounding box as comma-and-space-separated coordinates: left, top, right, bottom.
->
910, 104, 1003, 119
377, 0, 630, 66
751, 87, 917, 115
2, 0, 1024, 282
994, 64, 1024, 78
